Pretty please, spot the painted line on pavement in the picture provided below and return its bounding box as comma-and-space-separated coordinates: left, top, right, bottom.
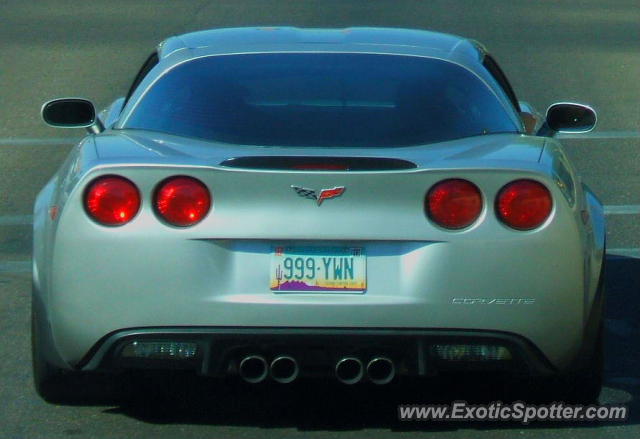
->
0, 215, 33, 226
0, 137, 81, 146
607, 248, 640, 259
558, 130, 640, 140
604, 205, 640, 215
0, 261, 31, 274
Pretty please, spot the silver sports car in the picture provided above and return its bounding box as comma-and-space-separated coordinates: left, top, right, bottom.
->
34, 27, 605, 403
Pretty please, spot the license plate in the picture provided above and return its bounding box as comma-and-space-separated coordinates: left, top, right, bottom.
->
270, 246, 366, 293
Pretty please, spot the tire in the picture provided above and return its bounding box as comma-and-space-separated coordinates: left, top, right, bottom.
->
31, 304, 69, 402
31, 304, 119, 404
555, 321, 604, 404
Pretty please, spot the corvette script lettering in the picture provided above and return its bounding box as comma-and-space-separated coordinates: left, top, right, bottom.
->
452, 298, 536, 305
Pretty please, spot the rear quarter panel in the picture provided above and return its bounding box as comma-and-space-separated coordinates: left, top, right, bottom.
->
539, 138, 606, 318
33, 137, 99, 309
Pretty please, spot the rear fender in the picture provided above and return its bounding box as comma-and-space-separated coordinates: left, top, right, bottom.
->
583, 183, 606, 309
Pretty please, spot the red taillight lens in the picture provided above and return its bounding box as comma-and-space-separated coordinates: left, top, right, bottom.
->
496, 180, 552, 230
426, 179, 483, 229
155, 176, 211, 226
85, 176, 140, 226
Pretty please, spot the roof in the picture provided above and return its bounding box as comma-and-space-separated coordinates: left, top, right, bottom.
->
117, 27, 521, 131
157, 27, 484, 65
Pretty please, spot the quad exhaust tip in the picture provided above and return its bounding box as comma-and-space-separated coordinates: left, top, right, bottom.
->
239, 354, 394, 385
238, 355, 269, 383
366, 357, 395, 385
270, 355, 299, 384
335, 357, 364, 385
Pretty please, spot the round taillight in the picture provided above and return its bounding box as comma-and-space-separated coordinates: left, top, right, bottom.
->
426, 179, 483, 229
496, 180, 552, 230
155, 176, 211, 226
85, 176, 140, 226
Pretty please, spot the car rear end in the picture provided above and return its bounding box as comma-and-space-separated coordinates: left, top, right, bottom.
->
45, 155, 588, 384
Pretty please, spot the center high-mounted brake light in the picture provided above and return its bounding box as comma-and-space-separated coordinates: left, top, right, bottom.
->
154, 176, 211, 226
291, 163, 349, 171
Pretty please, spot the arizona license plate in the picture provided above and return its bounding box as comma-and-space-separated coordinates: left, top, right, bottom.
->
270, 246, 366, 293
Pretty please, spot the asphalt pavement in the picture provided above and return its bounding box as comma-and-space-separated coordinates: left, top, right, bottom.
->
1, 1, 639, 438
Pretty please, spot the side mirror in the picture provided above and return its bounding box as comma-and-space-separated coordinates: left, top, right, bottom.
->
545, 102, 596, 134
41, 98, 103, 133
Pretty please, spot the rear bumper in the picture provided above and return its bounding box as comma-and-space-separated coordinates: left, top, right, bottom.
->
47, 236, 589, 370
79, 327, 557, 377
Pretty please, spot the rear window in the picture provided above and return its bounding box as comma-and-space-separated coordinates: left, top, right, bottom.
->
123, 53, 519, 147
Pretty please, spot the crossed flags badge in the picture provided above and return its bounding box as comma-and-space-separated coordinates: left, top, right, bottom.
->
291, 185, 346, 205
